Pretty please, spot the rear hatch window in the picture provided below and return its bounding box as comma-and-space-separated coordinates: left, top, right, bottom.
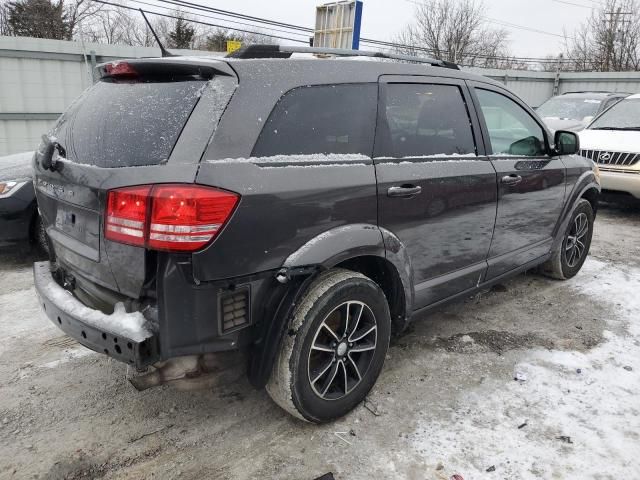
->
52, 79, 205, 168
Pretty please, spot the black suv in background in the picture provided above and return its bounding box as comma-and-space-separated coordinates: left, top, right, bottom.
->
33, 46, 599, 423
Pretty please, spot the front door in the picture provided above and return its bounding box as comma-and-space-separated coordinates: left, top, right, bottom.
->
375, 76, 498, 309
470, 84, 567, 279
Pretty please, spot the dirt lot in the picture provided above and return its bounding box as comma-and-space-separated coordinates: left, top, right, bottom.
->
1, 203, 639, 480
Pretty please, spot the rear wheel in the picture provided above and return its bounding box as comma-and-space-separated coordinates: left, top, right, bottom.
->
540, 199, 594, 280
266, 269, 391, 423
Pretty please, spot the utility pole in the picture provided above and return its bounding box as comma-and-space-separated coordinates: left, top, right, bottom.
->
553, 53, 563, 96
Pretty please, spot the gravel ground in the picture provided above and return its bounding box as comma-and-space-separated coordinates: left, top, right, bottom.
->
0, 203, 639, 480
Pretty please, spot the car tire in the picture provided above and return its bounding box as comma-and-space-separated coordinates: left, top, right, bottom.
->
266, 268, 391, 423
540, 199, 594, 280
33, 214, 50, 255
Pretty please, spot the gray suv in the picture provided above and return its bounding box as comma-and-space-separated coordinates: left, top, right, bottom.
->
33, 46, 600, 423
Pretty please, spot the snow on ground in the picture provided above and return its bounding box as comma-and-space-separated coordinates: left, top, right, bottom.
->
409, 258, 640, 478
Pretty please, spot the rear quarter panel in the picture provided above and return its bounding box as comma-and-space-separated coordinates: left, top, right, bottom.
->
193, 158, 378, 281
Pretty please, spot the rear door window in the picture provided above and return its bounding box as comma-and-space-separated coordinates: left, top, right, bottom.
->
52, 80, 206, 168
476, 88, 546, 156
251, 84, 377, 157
376, 83, 476, 158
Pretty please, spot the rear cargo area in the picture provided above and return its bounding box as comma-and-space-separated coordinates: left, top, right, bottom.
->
33, 59, 237, 307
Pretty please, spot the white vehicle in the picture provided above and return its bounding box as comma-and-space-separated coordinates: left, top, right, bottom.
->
538, 91, 628, 132
578, 93, 640, 202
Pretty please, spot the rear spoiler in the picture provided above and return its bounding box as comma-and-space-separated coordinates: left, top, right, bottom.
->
97, 58, 235, 80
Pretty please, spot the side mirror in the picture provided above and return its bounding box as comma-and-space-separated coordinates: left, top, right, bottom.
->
554, 130, 579, 156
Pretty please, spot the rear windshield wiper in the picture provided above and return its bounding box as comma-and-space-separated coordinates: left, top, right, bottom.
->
592, 126, 640, 131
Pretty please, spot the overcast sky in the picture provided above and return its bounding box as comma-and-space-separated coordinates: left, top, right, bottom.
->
203, 0, 597, 58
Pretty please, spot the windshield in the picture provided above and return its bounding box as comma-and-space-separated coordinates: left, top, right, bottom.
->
537, 96, 601, 120
51, 79, 206, 168
589, 98, 640, 130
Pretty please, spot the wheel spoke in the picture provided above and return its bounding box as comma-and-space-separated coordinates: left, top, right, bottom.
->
350, 325, 376, 343
321, 322, 340, 342
321, 362, 340, 396
341, 360, 349, 394
577, 223, 588, 239
343, 302, 351, 338
349, 303, 365, 338
350, 342, 376, 353
565, 237, 575, 251
347, 353, 362, 381
311, 343, 334, 353
311, 358, 334, 385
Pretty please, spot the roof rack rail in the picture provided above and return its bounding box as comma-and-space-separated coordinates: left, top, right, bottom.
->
226, 44, 459, 70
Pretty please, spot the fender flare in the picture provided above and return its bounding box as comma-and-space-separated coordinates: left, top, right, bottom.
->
282, 223, 414, 324
551, 171, 600, 252
282, 223, 386, 269
247, 224, 415, 388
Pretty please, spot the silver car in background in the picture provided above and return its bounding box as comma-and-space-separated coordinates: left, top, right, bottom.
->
537, 91, 629, 132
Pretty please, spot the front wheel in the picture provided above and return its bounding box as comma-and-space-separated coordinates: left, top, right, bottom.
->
540, 198, 594, 280
266, 269, 391, 423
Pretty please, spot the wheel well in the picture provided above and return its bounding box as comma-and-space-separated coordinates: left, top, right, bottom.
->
28, 201, 39, 243
334, 255, 407, 332
582, 187, 599, 216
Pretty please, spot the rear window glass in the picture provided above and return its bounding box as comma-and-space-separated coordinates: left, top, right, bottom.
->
52, 80, 204, 167
376, 83, 476, 158
252, 84, 377, 157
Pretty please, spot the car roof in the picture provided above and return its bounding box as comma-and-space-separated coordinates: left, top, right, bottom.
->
627, 93, 640, 99
223, 57, 504, 87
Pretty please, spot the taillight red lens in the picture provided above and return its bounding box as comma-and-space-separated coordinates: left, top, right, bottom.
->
148, 185, 239, 251
105, 184, 239, 252
105, 185, 151, 246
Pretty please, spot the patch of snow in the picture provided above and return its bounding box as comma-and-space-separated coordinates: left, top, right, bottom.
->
206, 153, 371, 165
409, 258, 640, 478
0, 151, 34, 181
374, 152, 478, 160
38, 274, 152, 343
40, 348, 95, 369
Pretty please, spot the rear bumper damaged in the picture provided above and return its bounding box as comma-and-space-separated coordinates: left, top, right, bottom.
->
33, 261, 159, 368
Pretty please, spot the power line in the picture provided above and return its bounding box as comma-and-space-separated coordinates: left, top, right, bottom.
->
142, 0, 574, 56
125, 0, 310, 39
151, 0, 313, 34
89, 0, 310, 43
552, 0, 596, 9
90, 0, 583, 66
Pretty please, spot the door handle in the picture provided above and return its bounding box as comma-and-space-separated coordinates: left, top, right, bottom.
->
501, 174, 523, 186
387, 185, 422, 197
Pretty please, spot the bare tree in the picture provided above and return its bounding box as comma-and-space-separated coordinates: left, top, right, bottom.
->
393, 0, 512, 68
566, 0, 640, 71
0, 0, 11, 36
65, 0, 102, 38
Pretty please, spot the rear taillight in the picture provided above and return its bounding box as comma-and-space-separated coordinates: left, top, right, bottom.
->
106, 185, 150, 247
105, 184, 239, 252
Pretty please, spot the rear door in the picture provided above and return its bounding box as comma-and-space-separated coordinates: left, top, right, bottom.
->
469, 83, 566, 279
34, 60, 236, 299
374, 76, 498, 309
